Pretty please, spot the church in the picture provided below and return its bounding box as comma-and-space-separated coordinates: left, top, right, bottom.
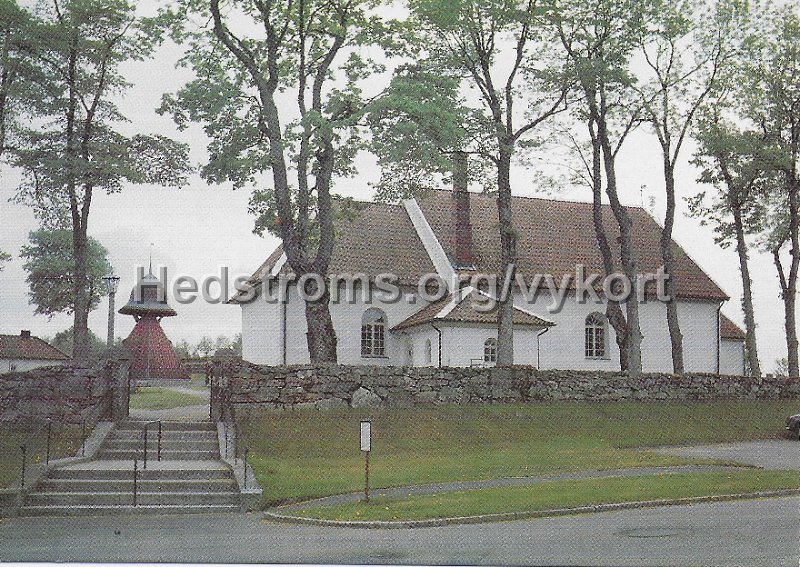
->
232, 164, 746, 375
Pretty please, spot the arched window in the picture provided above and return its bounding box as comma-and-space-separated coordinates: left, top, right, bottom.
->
484, 338, 497, 363
585, 312, 607, 359
361, 308, 386, 357
425, 339, 432, 364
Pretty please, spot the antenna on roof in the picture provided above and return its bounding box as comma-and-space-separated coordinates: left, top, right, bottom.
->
149, 243, 154, 275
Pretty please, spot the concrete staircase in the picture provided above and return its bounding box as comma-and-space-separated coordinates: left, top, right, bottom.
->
20, 420, 242, 516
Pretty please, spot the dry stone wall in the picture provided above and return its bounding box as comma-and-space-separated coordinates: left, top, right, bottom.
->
0, 364, 115, 425
218, 362, 800, 411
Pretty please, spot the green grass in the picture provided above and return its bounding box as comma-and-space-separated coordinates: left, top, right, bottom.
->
295, 470, 800, 521
241, 400, 797, 505
128, 387, 206, 410
0, 425, 81, 489
186, 373, 211, 392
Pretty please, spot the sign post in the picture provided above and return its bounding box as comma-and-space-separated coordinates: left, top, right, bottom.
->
360, 419, 371, 502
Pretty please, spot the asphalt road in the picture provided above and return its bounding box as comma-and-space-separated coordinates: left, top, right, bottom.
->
1, 496, 798, 565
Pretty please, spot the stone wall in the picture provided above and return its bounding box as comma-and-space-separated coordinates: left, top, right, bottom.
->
218, 362, 800, 411
0, 364, 116, 425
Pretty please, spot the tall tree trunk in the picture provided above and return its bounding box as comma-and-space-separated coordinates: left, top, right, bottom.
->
732, 207, 761, 377
660, 161, 684, 374
304, 284, 338, 363
496, 144, 516, 366
72, 227, 90, 367
595, 115, 643, 376
588, 118, 629, 370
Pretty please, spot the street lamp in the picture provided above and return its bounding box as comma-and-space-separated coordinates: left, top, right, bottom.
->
102, 274, 121, 349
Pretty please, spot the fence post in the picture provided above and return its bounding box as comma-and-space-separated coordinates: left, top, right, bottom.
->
81, 419, 86, 457
157, 421, 162, 462
143, 426, 148, 470
133, 458, 138, 507
45, 418, 52, 465
19, 445, 26, 490
243, 448, 249, 490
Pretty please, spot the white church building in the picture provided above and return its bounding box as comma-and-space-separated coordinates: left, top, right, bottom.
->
233, 170, 746, 374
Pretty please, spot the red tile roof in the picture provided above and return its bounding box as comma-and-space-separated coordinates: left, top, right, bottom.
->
393, 288, 553, 331
416, 190, 728, 302
0, 333, 70, 361
720, 314, 746, 340
236, 189, 729, 304
231, 201, 436, 302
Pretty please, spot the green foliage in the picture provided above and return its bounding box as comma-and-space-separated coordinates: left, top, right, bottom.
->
20, 229, 112, 318
158, 0, 406, 250
0, 250, 9, 271
49, 325, 106, 365
299, 470, 800, 521
689, 115, 778, 247
242, 400, 796, 505
370, 0, 569, 202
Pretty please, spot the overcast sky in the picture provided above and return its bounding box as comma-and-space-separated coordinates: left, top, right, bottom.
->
0, 2, 794, 373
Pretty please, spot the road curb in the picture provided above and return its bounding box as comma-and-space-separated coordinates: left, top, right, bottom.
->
263, 488, 800, 529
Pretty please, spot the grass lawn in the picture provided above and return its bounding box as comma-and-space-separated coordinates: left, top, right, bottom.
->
241, 400, 798, 506
295, 470, 800, 521
186, 373, 211, 392
0, 425, 81, 489
128, 387, 206, 410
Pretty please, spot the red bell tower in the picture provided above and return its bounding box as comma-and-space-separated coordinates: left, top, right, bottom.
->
119, 265, 188, 382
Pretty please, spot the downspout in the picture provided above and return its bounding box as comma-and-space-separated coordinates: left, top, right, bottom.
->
281, 299, 287, 366
536, 327, 550, 370
716, 302, 724, 374
430, 322, 443, 368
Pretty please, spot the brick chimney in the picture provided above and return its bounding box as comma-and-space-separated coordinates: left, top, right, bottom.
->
20, 330, 31, 340
451, 151, 475, 268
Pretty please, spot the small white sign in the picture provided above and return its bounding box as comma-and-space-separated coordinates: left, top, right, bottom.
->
360, 420, 371, 452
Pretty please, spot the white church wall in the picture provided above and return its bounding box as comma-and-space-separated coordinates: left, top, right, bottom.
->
0, 359, 68, 374
520, 290, 721, 373
278, 283, 430, 365
720, 339, 745, 375
240, 294, 283, 364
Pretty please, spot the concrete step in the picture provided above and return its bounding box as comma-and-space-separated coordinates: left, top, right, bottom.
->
100, 439, 219, 451
26, 491, 241, 507
19, 504, 240, 516
116, 421, 216, 432
106, 430, 217, 442
38, 478, 238, 493
97, 449, 219, 461
49, 466, 232, 482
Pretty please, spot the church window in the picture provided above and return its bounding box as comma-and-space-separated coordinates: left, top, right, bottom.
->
361, 308, 386, 357
585, 312, 607, 359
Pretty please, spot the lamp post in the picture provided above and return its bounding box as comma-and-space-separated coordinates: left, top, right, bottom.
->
103, 274, 121, 348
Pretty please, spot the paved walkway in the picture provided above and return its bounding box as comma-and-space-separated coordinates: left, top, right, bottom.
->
278, 464, 745, 512
654, 440, 800, 470
129, 383, 210, 422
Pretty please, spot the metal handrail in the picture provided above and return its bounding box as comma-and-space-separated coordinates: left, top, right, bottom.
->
141, 420, 162, 469
18, 417, 90, 489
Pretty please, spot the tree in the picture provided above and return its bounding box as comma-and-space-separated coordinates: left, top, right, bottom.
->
195, 336, 214, 359
20, 229, 112, 319
689, 113, 775, 377
554, 0, 648, 376
372, 0, 569, 365
174, 339, 192, 359
739, 6, 800, 378
10, 1, 191, 367
160, 0, 405, 363
634, 0, 748, 374
50, 325, 106, 366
